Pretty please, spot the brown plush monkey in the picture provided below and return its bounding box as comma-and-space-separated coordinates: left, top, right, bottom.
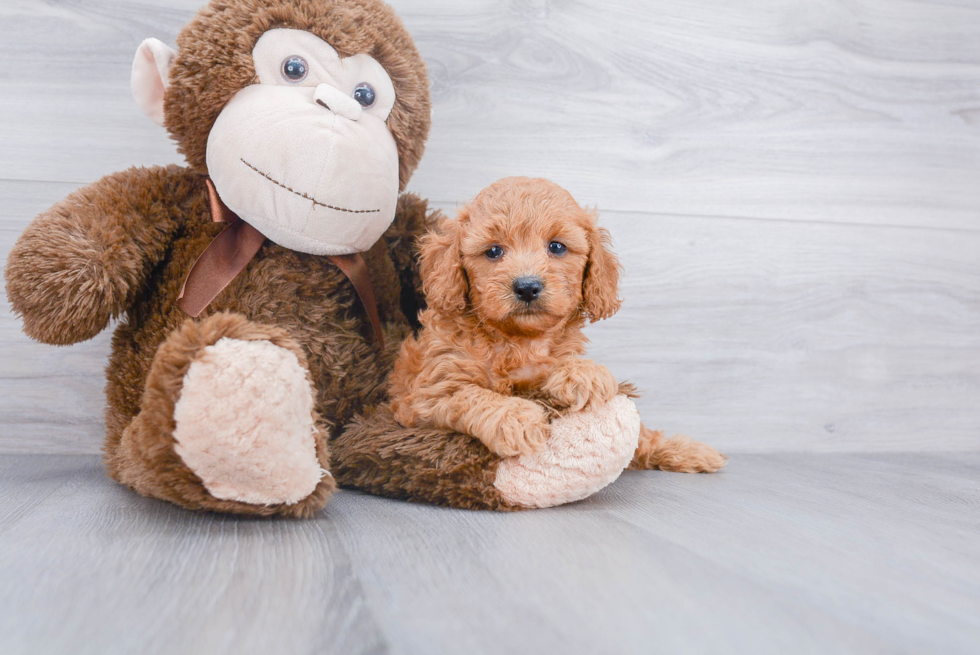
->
6, 0, 685, 517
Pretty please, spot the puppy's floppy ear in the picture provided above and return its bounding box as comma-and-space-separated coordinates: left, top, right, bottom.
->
582, 213, 622, 322
419, 208, 468, 315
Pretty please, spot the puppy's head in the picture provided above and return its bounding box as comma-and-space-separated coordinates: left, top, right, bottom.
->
419, 177, 621, 336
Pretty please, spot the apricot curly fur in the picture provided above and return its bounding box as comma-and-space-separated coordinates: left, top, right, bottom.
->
390, 177, 726, 472
630, 427, 728, 473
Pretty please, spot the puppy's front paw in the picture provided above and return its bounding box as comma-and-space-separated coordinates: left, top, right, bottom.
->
485, 398, 551, 458
544, 360, 619, 413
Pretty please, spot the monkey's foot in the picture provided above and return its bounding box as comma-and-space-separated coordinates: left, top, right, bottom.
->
173, 337, 327, 506
492, 395, 641, 509
111, 313, 334, 517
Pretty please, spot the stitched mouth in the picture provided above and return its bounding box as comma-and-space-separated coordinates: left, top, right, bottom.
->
240, 159, 381, 214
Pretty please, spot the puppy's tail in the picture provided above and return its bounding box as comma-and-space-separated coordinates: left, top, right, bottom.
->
629, 424, 727, 473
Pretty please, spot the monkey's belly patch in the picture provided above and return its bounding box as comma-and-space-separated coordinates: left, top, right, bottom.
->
172, 337, 326, 506
493, 395, 641, 508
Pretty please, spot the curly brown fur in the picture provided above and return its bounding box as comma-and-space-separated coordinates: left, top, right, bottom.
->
629, 426, 728, 473
390, 177, 621, 457
165, 0, 430, 190
390, 177, 726, 472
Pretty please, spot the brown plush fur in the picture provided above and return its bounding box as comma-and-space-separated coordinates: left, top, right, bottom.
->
6, 164, 439, 515
332, 404, 519, 511
3, 0, 443, 516
389, 177, 727, 472
113, 312, 336, 518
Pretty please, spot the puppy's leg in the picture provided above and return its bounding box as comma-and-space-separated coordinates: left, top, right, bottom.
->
630, 424, 727, 473
542, 358, 619, 412
427, 385, 551, 458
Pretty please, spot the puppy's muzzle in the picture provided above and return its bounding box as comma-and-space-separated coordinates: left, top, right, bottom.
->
513, 276, 544, 304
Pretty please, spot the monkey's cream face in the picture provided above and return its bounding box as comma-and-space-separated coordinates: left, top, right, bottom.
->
206, 29, 400, 255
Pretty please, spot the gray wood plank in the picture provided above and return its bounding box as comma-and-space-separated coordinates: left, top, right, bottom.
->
0, 454, 97, 532
326, 478, 892, 655
603, 453, 980, 655
0, 181, 110, 453
578, 207, 980, 453
1, 453, 978, 654
3, 185, 978, 454
0, 1, 978, 228
0, 455, 389, 655
405, 0, 980, 228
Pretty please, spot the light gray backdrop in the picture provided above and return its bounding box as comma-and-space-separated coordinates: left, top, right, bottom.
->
1, 0, 978, 454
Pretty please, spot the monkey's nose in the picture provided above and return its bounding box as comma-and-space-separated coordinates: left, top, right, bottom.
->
313, 84, 362, 121
513, 277, 544, 303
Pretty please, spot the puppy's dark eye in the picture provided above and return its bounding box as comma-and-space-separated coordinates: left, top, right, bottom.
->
485, 245, 504, 260
281, 56, 309, 82
548, 241, 567, 255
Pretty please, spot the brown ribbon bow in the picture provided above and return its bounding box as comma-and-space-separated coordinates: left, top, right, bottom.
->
177, 179, 385, 349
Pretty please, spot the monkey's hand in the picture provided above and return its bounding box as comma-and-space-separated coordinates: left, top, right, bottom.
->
542, 359, 620, 413
5, 165, 190, 345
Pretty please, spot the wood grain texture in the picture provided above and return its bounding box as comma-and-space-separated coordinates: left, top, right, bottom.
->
1, 453, 978, 654
585, 208, 980, 452
1, 0, 978, 226
0, 455, 389, 655
6, 192, 978, 453
0, 181, 110, 453
1, 0, 979, 454
406, 0, 980, 229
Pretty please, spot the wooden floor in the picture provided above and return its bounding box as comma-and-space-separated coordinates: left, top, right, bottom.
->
1, 1, 979, 653
1, 0, 978, 454
1, 453, 978, 655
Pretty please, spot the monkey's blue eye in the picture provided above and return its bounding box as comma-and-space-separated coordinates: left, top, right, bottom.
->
281, 56, 308, 82
485, 245, 504, 260
352, 83, 376, 108
548, 241, 567, 255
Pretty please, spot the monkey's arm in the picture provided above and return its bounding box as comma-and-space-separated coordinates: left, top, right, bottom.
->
5, 165, 196, 345
382, 193, 446, 327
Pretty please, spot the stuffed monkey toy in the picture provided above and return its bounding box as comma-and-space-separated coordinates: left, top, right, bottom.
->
5, 0, 681, 517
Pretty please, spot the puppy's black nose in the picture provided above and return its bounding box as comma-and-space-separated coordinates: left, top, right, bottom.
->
513, 277, 544, 303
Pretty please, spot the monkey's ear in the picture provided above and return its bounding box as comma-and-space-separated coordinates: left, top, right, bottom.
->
131, 38, 177, 127
418, 211, 468, 316
582, 220, 623, 322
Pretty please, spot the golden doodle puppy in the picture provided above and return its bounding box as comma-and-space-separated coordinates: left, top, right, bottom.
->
389, 177, 725, 473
